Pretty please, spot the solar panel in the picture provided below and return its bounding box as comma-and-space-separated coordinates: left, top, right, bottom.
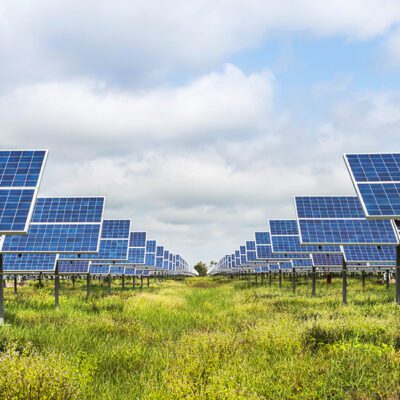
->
58, 260, 90, 274
110, 266, 125, 275
0, 224, 102, 253
344, 153, 400, 218
292, 259, 313, 268
101, 220, 131, 239
90, 265, 110, 275
0, 150, 48, 234
311, 253, 344, 268
124, 267, 135, 275
295, 196, 399, 245
269, 219, 342, 253
343, 245, 396, 263
280, 261, 293, 270
129, 232, 146, 247
128, 247, 145, 264
3, 253, 58, 273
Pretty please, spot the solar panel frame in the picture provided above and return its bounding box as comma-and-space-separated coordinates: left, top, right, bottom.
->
0, 150, 48, 234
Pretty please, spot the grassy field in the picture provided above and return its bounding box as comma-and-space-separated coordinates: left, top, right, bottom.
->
1, 275, 400, 399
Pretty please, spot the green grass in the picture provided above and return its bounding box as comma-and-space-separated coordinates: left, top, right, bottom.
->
1, 275, 400, 399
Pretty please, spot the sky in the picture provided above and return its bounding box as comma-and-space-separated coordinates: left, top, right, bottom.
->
2, 1, 400, 265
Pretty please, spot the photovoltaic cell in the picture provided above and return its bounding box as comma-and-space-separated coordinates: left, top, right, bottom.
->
110, 266, 125, 275
128, 247, 145, 264
3, 253, 57, 272
255, 232, 270, 245
0, 150, 47, 234
269, 220, 298, 235
129, 232, 146, 247
292, 259, 313, 268
280, 261, 293, 270
312, 253, 343, 267
344, 153, 400, 218
90, 265, 110, 275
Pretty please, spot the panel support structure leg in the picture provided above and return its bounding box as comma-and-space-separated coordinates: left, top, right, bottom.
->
312, 266, 316, 297
292, 268, 296, 294
362, 270, 366, 289
147, 276, 150, 287
107, 275, 111, 295
0, 254, 4, 325
261, 273, 265, 286
55, 263, 60, 308
140, 276, 143, 289
268, 271, 272, 287
342, 259, 347, 305
386, 269, 390, 289
278, 270, 282, 289
396, 246, 400, 305
14, 276, 17, 295
122, 275, 125, 290
86, 274, 91, 299
133, 276, 136, 289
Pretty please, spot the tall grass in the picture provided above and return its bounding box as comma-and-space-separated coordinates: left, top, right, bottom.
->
0, 275, 400, 399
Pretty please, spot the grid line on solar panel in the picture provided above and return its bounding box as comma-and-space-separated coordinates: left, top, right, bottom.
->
101, 220, 131, 239
342, 245, 396, 262
298, 219, 398, 245
58, 260, 90, 274
1, 224, 101, 253
295, 196, 365, 219
0, 150, 47, 188
269, 220, 298, 235
32, 197, 104, 223
3, 253, 57, 272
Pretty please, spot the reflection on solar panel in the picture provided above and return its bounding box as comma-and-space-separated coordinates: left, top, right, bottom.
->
3, 253, 57, 272
269, 219, 341, 253
58, 260, 90, 274
312, 253, 344, 267
345, 153, 400, 218
295, 196, 398, 245
0, 150, 47, 234
343, 245, 396, 263
90, 265, 110, 275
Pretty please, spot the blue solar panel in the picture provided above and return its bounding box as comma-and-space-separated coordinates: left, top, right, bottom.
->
246, 250, 257, 262
0, 150, 47, 187
295, 196, 365, 219
240, 255, 246, 264
128, 247, 145, 264
129, 232, 146, 247
343, 245, 396, 262
59, 239, 129, 261
271, 235, 341, 253
292, 259, 313, 268
90, 265, 110, 275
135, 269, 150, 276
145, 253, 156, 266
32, 197, 104, 223
280, 261, 293, 270
0, 189, 36, 233
246, 241, 256, 251
269, 220, 298, 235
1, 224, 101, 253
0, 150, 47, 234
255, 232, 270, 245
3, 253, 57, 272
156, 246, 164, 257
146, 240, 156, 253
101, 220, 131, 239
312, 253, 343, 267
156, 256, 163, 268
269, 264, 280, 271
124, 267, 135, 275
298, 219, 398, 245
345, 154, 400, 218
58, 260, 90, 274
110, 266, 125, 275
240, 246, 246, 255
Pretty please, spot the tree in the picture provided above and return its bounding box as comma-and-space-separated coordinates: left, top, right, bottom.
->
194, 261, 208, 276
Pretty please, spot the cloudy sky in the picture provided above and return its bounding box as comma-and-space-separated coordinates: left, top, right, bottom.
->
2, 1, 400, 265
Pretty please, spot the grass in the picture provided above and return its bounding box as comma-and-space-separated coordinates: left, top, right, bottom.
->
1, 274, 400, 399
